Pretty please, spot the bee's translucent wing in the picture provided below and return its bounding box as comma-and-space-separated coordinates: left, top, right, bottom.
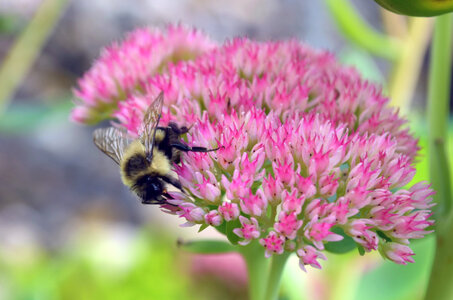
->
93, 127, 129, 165
140, 92, 164, 160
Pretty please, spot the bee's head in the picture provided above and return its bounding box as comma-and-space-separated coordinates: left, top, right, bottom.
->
133, 174, 164, 204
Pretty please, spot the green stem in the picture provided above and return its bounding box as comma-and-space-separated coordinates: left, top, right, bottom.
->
424, 13, 453, 300
324, 0, 402, 61
240, 241, 270, 300
0, 0, 69, 115
427, 14, 452, 220
425, 214, 453, 300
265, 252, 291, 300
388, 18, 433, 113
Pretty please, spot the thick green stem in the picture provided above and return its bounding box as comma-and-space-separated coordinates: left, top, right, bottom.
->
264, 252, 290, 300
427, 14, 452, 220
425, 215, 453, 300
324, 0, 401, 60
424, 13, 453, 300
240, 241, 270, 300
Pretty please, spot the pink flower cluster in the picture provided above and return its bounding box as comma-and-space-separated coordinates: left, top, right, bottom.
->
72, 25, 434, 271
72, 24, 216, 124
172, 111, 433, 270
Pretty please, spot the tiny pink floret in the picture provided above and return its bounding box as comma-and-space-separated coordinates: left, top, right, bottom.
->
233, 216, 261, 245
260, 232, 285, 258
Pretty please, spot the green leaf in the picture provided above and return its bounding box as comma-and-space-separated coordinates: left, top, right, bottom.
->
198, 224, 209, 233
324, 227, 357, 254
226, 219, 241, 245
214, 221, 227, 235
0, 100, 72, 133
251, 181, 262, 194
355, 236, 434, 300
178, 239, 236, 254
0, 15, 19, 33
376, 230, 392, 243
357, 245, 365, 256
374, 0, 453, 17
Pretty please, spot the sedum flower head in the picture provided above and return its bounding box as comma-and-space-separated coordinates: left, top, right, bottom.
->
73, 26, 434, 271
72, 24, 216, 124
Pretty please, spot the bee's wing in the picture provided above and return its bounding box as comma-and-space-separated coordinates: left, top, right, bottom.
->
140, 92, 164, 161
93, 127, 130, 165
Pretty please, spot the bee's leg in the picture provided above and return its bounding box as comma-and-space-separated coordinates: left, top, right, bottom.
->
160, 175, 183, 190
179, 124, 193, 134
159, 190, 180, 207
168, 122, 193, 135
141, 197, 176, 206
170, 143, 219, 153
141, 199, 163, 205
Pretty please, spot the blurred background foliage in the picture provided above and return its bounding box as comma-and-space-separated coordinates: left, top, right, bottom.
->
0, 0, 451, 299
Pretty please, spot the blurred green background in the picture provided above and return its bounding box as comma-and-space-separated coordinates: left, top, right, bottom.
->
0, 0, 451, 299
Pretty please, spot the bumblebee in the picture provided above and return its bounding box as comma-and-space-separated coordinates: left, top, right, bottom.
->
93, 92, 218, 204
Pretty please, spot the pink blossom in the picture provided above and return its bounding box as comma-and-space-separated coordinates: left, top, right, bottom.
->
345, 184, 371, 210
204, 210, 223, 226
260, 232, 285, 258
331, 197, 357, 225
369, 206, 397, 231
318, 173, 339, 197
193, 171, 221, 203
345, 219, 379, 251
348, 160, 381, 190
233, 216, 260, 245
263, 174, 284, 206
272, 160, 295, 186
240, 190, 268, 217
275, 212, 303, 239
176, 203, 206, 227
305, 216, 343, 249
70, 106, 93, 123
281, 190, 305, 214
218, 202, 240, 221
295, 174, 316, 199
235, 152, 265, 179
297, 245, 327, 272
221, 171, 252, 201
381, 242, 415, 265
309, 150, 330, 175
409, 182, 436, 209
74, 25, 434, 271
389, 211, 434, 240
72, 25, 215, 124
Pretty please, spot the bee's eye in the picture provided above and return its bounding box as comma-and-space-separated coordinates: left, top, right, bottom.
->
151, 182, 160, 192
